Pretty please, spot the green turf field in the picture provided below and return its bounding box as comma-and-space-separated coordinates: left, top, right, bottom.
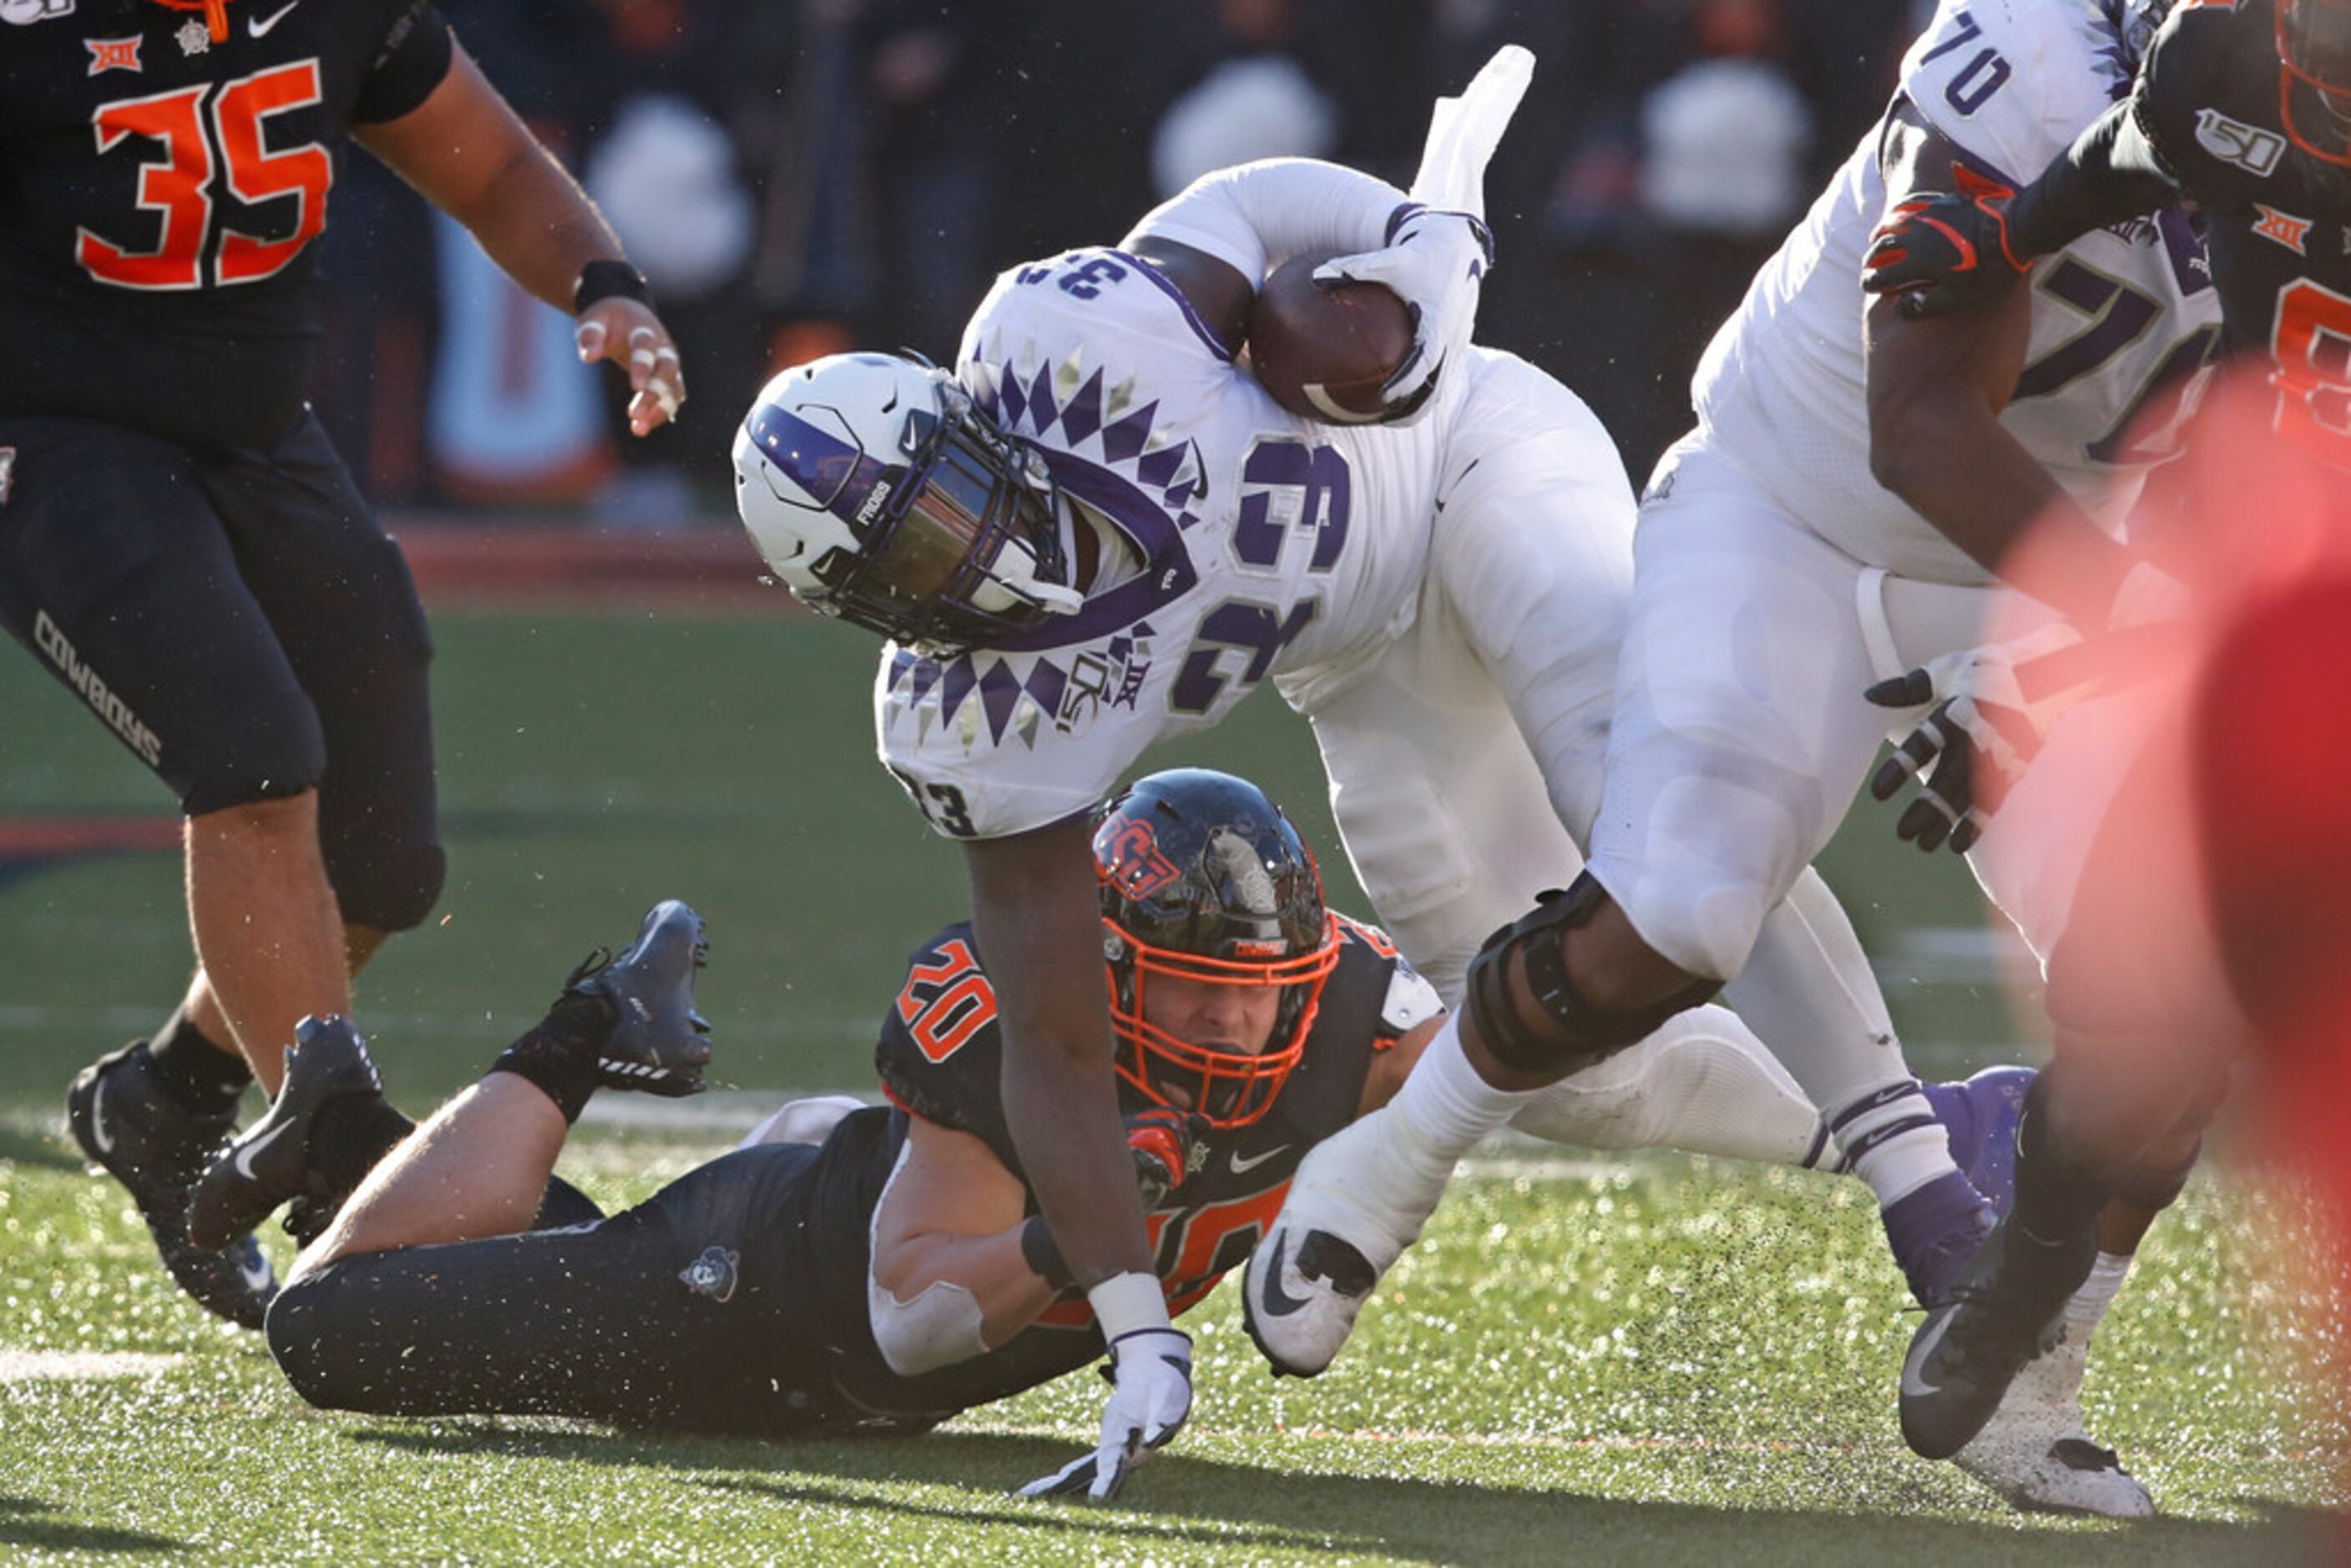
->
2, 609, 2343, 1562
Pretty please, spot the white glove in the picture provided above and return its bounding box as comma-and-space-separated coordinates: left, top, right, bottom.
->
1017, 1273, 1193, 1503
1312, 208, 1494, 425
1864, 620, 2093, 853
1308, 44, 1529, 426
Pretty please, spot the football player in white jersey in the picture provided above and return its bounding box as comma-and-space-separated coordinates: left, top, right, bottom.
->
731, 53, 2037, 1504
1242, 0, 2221, 1518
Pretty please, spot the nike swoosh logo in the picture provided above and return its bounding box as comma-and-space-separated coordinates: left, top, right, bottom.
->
247, 0, 300, 37
1901, 1310, 1954, 1399
89, 1078, 117, 1156
232, 1116, 295, 1181
1255, 1233, 1316, 1318
1229, 1146, 1290, 1176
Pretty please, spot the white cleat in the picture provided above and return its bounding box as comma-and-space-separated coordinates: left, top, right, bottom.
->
1951, 1333, 2155, 1518
1241, 1105, 1449, 1377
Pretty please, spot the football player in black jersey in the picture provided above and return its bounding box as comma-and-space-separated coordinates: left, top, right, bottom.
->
3, 0, 685, 1330
1851, 0, 2351, 1464
223, 766, 2031, 1500
232, 770, 1436, 1488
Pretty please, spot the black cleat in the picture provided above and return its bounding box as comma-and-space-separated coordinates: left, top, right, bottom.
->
66, 1041, 276, 1330
1898, 1215, 2100, 1460
567, 899, 713, 1095
190, 1015, 383, 1254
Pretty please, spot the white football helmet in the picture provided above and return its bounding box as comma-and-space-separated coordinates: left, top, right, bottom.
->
732, 352, 1081, 651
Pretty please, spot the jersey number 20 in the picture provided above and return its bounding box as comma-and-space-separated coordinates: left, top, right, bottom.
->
78, 60, 331, 291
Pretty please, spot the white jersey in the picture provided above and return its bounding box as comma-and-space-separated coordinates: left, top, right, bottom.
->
1688, 0, 2222, 583
878, 246, 1450, 839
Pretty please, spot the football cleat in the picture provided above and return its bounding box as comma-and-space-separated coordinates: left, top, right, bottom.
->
66, 1040, 276, 1330
190, 1015, 383, 1253
1900, 1215, 2100, 1460
1954, 1330, 2155, 1518
1240, 1105, 1444, 1377
567, 899, 713, 1095
1881, 1170, 1997, 1308
1923, 1065, 2035, 1216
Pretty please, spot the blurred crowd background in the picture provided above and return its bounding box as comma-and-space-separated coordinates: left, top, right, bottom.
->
323, 0, 1937, 524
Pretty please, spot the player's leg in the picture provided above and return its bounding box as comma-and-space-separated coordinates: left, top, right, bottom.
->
269, 1140, 844, 1433
0, 417, 348, 1327
205, 900, 710, 1258
1249, 382, 1836, 1372
1902, 721, 2235, 1468
1582, 456, 2013, 1301
193, 413, 447, 1055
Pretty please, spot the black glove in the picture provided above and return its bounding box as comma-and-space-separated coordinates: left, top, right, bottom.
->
1862, 172, 2033, 320
1863, 625, 2090, 854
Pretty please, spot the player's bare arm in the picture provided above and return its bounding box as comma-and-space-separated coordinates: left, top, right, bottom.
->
1126, 237, 1253, 355
354, 43, 683, 436
1353, 1014, 1445, 1119
1864, 72, 2183, 321
1863, 104, 2138, 629
963, 817, 1156, 1292
867, 1116, 1064, 1371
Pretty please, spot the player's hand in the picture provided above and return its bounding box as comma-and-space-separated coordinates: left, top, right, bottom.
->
1864, 622, 2090, 853
1125, 1106, 1210, 1211
1017, 1325, 1195, 1502
576, 297, 686, 436
1862, 174, 2032, 320
1315, 205, 1493, 424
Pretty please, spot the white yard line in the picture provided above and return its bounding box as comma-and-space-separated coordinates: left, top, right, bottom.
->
0, 1349, 184, 1383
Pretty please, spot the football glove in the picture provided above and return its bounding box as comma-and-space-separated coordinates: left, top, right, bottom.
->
1018, 1323, 1195, 1502
1314, 205, 1494, 424
1865, 621, 2095, 853
1861, 169, 2034, 321
1125, 1106, 1210, 1211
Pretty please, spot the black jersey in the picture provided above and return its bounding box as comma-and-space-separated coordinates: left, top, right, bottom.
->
2134, 0, 2351, 465
0, 0, 453, 451
795, 914, 1424, 1425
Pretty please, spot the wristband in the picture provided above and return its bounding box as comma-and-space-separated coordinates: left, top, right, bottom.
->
1019, 1214, 1074, 1290
1087, 1270, 1172, 1341
573, 260, 652, 315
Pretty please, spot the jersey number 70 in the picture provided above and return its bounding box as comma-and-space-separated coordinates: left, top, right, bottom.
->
78, 60, 331, 291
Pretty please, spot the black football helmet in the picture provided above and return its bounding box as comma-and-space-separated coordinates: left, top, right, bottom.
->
1093, 768, 1342, 1130
2280, 0, 2351, 165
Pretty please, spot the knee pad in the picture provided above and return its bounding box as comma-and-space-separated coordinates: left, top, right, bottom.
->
1465, 873, 1724, 1077
323, 839, 444, 933
262, 1274, 348, 1411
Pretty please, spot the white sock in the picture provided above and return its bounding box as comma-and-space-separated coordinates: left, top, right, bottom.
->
1831, 1076, 1958, 1208
1723, 871, 1954, 1191
1386, 1014, 1532, 1176
1508, 1004, 1834, 1167
2066, 1251, 2132, 1338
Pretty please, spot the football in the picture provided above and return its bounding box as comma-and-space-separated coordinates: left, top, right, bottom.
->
1245, 250, 1413, 424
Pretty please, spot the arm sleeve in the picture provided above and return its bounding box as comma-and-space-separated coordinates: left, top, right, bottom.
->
354, 0, 455, 124
1120, 157, 1411, 286
2006, 97, 2183, 258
